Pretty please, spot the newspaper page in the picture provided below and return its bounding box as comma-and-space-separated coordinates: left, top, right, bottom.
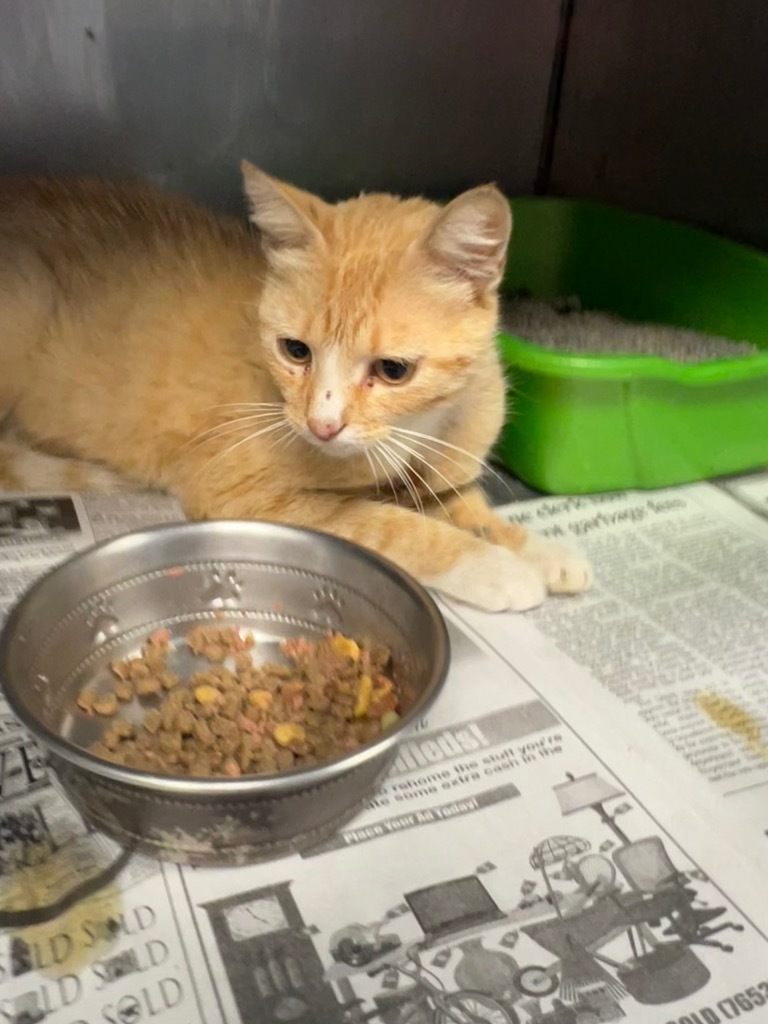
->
716, 469, 768, 521
0, 483, 767, 1024
457, 479, 768, 851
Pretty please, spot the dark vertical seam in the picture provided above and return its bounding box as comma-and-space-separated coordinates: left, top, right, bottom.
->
535, 0, 576, 194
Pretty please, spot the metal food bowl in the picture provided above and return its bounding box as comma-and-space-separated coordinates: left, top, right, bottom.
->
0, 521, 450, 866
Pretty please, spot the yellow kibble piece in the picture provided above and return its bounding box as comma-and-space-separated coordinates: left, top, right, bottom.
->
331, 634, 360, 662
193, 684, 222, 706
381, 710, 400, 731
248, 689, 274, 711
273, 722, 306, 747
354, 674, 373, 718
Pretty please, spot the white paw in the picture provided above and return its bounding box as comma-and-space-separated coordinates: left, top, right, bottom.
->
518, 532, 593, 594
425, 545, 547, 612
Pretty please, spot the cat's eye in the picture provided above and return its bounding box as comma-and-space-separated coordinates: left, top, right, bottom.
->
372, 358, 416, 385
279, 338, 312, 364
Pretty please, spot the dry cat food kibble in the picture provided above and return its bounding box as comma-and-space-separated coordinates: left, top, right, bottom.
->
501, 296, 760, 363
77, 627, 401, 777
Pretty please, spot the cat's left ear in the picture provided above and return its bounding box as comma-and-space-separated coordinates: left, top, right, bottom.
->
421, 185, 512, 296
241, 160, 326, 263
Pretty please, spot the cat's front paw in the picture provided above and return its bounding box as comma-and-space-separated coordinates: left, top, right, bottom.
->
426, 546, 547, 612
518, 532, 593, 594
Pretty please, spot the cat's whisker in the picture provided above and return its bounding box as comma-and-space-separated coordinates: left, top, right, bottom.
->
378, 444, 419, 514
266, 426, 298, 456
207, 402, 285, 414
201, 418, 288, 473
194, 410, 286, 434
181, 411, 285, 454
189, 415, 288, 452
390, 426, 516, 499
381, 441, 447, 522
394, 458, 426, 519
370, 445, 399, 506
378, 442, 427, 519
386, 432, 480, 484
386, 446, 429, 521
389, 426, 501, 477
387, 436, 479, 527
362, 449, 381, 498
195, 410, 285, 434
370, 444, 401, 508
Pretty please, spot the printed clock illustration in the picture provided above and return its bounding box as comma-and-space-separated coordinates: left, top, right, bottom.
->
202, 881, 345, 1023
224, 895, 289, 939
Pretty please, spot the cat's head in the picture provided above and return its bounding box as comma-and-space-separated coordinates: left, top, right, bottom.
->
242, 161, 511, 458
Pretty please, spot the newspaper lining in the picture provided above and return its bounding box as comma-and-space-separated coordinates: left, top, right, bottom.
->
1, 476, 768, 1024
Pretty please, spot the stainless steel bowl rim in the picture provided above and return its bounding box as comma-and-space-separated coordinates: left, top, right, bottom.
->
0, 519, 450, 798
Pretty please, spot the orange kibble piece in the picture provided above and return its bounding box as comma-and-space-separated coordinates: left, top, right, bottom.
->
93, 692, 118, 717
115, 679, 134, 702
222, 757, 241, 777
135, 676, 161, 697
77, 688, 97, 713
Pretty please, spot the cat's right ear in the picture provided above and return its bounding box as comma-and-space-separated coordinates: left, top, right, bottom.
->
421, 185, 512, 297
241, 161, 326, 263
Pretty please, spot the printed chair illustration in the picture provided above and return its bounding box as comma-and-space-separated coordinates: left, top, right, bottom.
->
566, 854, 619, 902
612, 836, 743, 952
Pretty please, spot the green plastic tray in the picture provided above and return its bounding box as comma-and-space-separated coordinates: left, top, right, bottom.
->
494, 198, 768, 494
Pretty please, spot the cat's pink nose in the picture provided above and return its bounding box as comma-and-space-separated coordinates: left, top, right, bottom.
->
308, 417, 344, 441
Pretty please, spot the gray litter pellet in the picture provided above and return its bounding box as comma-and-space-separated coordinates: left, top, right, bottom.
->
500, 295, 759, 363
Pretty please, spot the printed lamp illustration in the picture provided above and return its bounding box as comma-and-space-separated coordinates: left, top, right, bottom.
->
553, 772, 631, 845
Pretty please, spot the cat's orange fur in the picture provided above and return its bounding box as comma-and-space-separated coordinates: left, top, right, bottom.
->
0, 163, 591, 611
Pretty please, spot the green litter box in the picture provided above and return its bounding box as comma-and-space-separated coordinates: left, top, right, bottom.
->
494, 198, 768, 494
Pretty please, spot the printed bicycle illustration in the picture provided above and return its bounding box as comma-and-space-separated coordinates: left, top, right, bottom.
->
341, 945, 519, 1024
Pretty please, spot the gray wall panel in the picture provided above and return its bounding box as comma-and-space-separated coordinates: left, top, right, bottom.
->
550, 0, 768, 248
0, 0, 561, 210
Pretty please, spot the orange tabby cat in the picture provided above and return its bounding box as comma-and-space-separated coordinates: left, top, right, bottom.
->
0, 162, 591, 611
